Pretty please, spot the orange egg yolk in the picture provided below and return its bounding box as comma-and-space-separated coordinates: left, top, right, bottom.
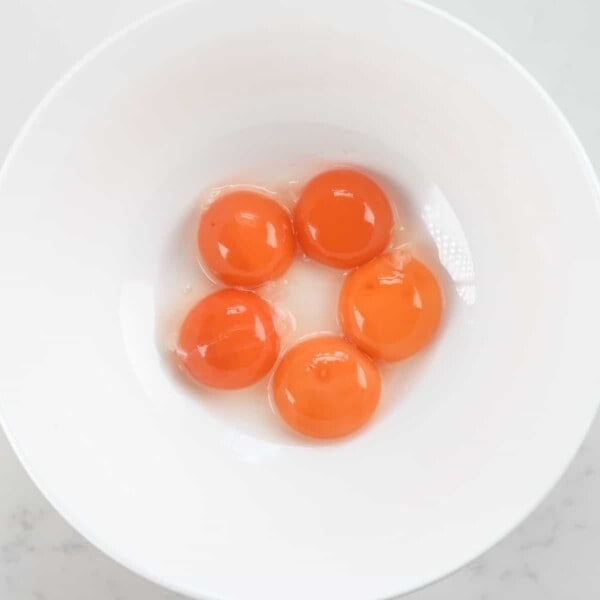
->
294, 169, 394, 269
339, 251, 443, 361
177, 289, 279, 389
198, 191, 294, 288
272, 336, 381, 438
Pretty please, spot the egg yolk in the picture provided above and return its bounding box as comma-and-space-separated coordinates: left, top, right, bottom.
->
294, 169, 393, 269
272, 336, 381, 438
198, 191, 295, 288
177, 288, 279, 389
339, 251, 443, 361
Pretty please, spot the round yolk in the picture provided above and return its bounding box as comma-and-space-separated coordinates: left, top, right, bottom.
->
177, 288, 279, 389
294, 169, 394, 269
198, 191, 295, 288
272, 336, 381, 439
339, 251, 443, 361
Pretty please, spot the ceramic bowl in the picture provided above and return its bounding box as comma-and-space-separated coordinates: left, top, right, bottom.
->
1, 1, 599, 599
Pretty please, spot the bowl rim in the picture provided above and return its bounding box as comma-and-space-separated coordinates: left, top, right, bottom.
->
1, 1, 599, 599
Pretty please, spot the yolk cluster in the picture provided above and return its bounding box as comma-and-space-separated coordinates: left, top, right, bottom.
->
175, 168, 443, 439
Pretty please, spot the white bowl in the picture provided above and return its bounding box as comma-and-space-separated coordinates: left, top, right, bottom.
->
1, 1, 600, 599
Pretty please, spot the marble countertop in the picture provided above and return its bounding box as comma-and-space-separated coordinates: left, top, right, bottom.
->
1, 0, 599, 598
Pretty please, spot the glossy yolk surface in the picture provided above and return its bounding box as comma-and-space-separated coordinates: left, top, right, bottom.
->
177, 288, 279, 389
294, 169, 393, 269
198, 191, 295, 288
272, 336, 381, 438
339, 251, 443, 361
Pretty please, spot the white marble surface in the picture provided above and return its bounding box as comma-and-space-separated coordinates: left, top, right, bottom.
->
1, 0, 599, 598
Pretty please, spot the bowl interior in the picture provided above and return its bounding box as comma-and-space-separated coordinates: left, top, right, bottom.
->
1, 1, 600, 599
